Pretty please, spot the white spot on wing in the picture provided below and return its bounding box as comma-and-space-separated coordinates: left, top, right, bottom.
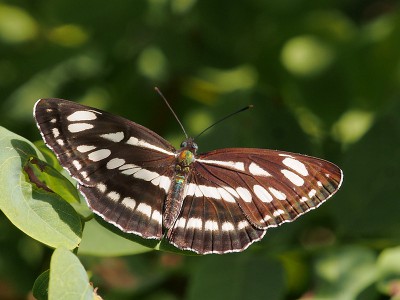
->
225, 187, 239, 198
72, 160, 82, 170
107, 191, 120, 202
121, 197, 136, 209
126, 136, 174, 156
205, 220, 219, 231
52, 128, 60, 138
187, 218, 203, 229
56, 139, 64, 146
281, 169, 305, 186
273, 209, 285, 217
308, 189, 316, 198
137, 203, 152, 218
77, 145, 96, 153
221, 222, 235, 231
237, 220, 250, 230
253, 185, 273, 203
97, 183, 106, 193
249, 162, 271, 177
199, 185, 221, 199
197, 159, 245, 171
119, 164, 138, 170
67, 110, 97, 121
301, 197, 308, 203
88, 149, 111, 161
185, 183, 225, 201
175, 217, 186, 228
263, 215, 272, 221
151, 176, 171, 192
100, 131, 124, 143
152, 210, 162, 224
119, 164, 141, 175
269, 187, 287, 200
282, 158, 308, 176
236, 187, 252, 202
134, 168, 158, 182
184, 183, 195, 197
217, 187, 236, 203
68, 123, 94, 133
278, 153, 294, 158
158, 176, 171, 192
194, 185, 203, 197
106, 158, 126, 169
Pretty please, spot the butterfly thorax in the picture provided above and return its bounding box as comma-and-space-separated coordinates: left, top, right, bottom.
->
163, 138, 198, 229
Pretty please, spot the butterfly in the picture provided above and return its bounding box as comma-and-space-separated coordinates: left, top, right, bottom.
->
34, 98, 343, 254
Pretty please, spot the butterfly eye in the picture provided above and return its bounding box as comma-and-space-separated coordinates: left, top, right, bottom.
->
180, 141, 187, 148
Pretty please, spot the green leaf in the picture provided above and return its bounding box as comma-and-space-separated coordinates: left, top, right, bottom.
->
49, 248, 95, 300
187, 253, 285, 300
33, 270, 50, 300
313, 246, 377, 299
376, 246, 400, 296
24, 155, 81, 205
34, 140, 65, 173
0, 126, 81, 249
79, 219, 152, 256
33, 140, 93, 219
80, 215, 202, 256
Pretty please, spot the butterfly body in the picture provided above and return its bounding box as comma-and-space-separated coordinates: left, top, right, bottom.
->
34, 98, 343, 254
163, 141, 197, 229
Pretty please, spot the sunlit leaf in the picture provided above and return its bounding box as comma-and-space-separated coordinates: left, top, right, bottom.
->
49, 248, 95, 300
0, 127, 81, 249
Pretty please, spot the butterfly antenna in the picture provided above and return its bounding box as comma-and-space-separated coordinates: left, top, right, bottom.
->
155, 87, 188, 139
194, 104, 254, 140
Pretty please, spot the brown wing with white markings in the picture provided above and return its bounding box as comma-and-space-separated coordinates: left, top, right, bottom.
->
167, 148, 342, 254
34, 98, 176, 239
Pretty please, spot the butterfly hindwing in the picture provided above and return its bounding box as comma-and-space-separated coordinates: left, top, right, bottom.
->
167, 172, 266, 254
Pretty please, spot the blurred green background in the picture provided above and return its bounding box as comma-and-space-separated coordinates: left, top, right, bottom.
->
1, 0, 400, 299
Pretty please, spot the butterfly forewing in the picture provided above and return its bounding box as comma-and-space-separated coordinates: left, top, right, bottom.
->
195, 149, 342, 228
34, 98, 343, 254
34, 99, 176, 239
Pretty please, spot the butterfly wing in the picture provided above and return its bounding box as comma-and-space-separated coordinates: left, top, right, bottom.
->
167, 148, 342, 253
166, 171, 266, 254
34, 98, 176, 239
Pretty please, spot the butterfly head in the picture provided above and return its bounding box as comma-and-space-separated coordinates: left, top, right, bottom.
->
180, 138, 198, 154
177, 138, 198, 168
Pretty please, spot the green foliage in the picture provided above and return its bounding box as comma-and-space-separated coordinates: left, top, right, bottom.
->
79, 219, 153, 257
0, 127, 81, 249
48, 248, 94, 300
0, 0, 399, 299
187, 253, 285, 300
33, 270, 50, 300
